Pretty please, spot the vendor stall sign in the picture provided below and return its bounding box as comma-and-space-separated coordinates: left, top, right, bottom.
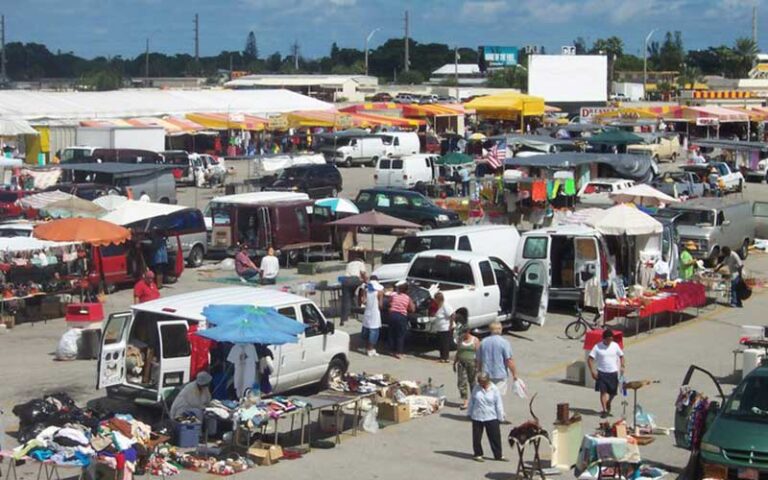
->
696, 117, 720, 127
268, 115, 289, 131
580, 107, 617, 124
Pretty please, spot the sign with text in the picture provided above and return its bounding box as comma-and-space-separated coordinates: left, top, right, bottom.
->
579, 107, 617, 123
696, 117, 720, 127
478, 46, 519, 71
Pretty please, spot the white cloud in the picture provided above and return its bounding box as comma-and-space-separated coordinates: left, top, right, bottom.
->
329, 0, 357, 5
461, 1, 509, 17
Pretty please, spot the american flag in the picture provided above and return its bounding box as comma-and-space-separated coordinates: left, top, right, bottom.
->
486, 139, 506, 169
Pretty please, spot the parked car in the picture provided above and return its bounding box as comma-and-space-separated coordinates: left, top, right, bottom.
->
374, 155, 439, 190
331, 136, 387, 167
43, 182, 126, 201
682, 162, 745, 193
160, 150, 202, 185
652, 171, 706, 199
745, 155, 768, 183
577, 178, 636, 206
754, 201, 768, 239
354, 188, 462, 229
674, 364, 768, 480
627, 133, 681, 162
0, 220, 35, 237
370, 92, 393, 102
97, 287, 350, 401
655, 198, 754, 263
374, 225, 520, 283
264, 164, 342, 198
394, 93, 416, 104
59, 147, 163, 165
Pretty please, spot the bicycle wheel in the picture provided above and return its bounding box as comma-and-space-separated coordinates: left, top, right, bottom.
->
565, 320, 587, 340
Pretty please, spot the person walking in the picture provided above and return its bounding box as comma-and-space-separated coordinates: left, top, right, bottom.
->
476, 322, 517, 395
432, 292, 455, 363
133, 270, 160, 304
361, 274, 384, 357
715, 246, 744, 308
468, 372, 505, 462
388, 281, 414, 359
235, 243, 261, 282
679, 241, 698, 281
259, 247, 280, 285
587, 330, 625, 418
340, 253, 366, 325
455, 327, 480, 410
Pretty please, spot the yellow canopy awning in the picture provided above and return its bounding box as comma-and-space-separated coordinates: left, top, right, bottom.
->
594, 107, 659, 120
185, 113, 267, 131
464, 92, 545, 119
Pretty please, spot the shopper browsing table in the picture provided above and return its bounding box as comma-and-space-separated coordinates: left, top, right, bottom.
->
476, 322, 517, 395
679, 241, 699, 281
587, 330, 625, 418
715, 246, 744, 308
361, 273, 384, 357
170, 371, 213, 420
432, 292, 455, 363
455, 327, 480, 410
388, 281, 415, 359
340, 253, 366, 325
468, 372, 505, 463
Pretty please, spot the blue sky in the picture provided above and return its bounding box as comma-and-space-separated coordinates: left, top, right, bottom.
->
2, 0, 765, 59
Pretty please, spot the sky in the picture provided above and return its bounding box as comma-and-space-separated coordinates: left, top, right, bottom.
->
1, 0, 766, 60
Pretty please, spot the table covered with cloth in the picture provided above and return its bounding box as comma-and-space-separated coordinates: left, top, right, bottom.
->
662, 282, 706, 311
575, 435, 642, 475
603, 294, 678, 323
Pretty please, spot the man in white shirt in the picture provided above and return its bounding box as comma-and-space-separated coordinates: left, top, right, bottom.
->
259, 247, 280, 285
340, 254, 366, 325
715, 246, 744, 308
139, 191, 151, 202
588, 330, 625, 418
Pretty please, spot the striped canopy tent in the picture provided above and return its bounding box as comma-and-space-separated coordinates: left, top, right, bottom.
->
345, 102, 401, 113
732, 106, 768, 121
400, 103, 469, 118
463, 92, 545, 120
637, 105, 685, 120
351, 112, 424, 128
284, 110, 364, 129
681, 106, 750, 123
80, 116, 207, 135
185, 112, 268, 131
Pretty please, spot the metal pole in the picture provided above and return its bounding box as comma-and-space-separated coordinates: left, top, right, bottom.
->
643, 29, 656, 101
365, 28, 380, 77
404, 10, 410, 72
144, 38, 150, 84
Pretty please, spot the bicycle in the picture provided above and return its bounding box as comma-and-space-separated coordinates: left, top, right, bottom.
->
564, 305, 602, 340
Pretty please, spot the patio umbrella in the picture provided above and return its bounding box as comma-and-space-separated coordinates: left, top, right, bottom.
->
314, 197, 359, 214
33, 218, 131, 246
468, 133, 487, 141
609, 184, 680, 207
93, 194, 128, 211
326, 210, 421, 268
560, 208, 608, 226
17, 190, 77, 210
43, 197, 106, 219
196, 306, 305, 345
590, 204, 662, 236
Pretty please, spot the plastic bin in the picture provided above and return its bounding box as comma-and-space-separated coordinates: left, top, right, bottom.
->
173, 422, 201, 448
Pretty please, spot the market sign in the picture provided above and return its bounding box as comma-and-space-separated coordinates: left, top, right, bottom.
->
268, 115, 289, 130
478, 46, 519, 71
696, 117, 720, 127
579, 107, 617, 124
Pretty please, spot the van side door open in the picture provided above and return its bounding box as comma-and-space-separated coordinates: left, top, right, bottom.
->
155, 320, 191, 400
574, 237, 599, 287
514, 260, 549, 326
97, 312, 132, 389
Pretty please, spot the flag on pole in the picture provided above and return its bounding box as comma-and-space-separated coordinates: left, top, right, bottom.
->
486, 139, 506, 169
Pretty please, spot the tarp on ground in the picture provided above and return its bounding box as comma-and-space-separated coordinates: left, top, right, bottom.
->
503, 152, 655, 183
464, 92, 546, 119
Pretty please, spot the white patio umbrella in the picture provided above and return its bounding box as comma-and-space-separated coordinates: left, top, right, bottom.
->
609, 184, 679, 207
560, 207, 608, 226
591, 204, 662, 236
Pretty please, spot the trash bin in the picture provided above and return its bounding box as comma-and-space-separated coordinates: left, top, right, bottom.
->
78, 328, 102, 360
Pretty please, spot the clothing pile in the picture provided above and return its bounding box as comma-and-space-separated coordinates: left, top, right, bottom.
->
376, 379, 444, 418
329, 373, 394, 394
11, 425, 94, 466
230, 396, 308, 430
155, 447, 251, 476
12, 393, 101, 446
89, 415, 155, 480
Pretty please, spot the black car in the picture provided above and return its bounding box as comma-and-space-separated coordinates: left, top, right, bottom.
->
354, 188, 462, 229
264, 164, 343, 199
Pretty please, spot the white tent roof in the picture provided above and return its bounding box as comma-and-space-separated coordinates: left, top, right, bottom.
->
0, 236, 76, 253
590, 204, 663, 236
100, 200, 186, 226
17, 190, 78, 209
609, 184, 679, 206
432, 64, 481, 75
560, 208, 608, 226
0, 118, 39, 135
0, 89, 334, 121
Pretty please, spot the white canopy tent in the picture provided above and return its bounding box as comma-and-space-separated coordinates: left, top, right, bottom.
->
590, 204, 663, 236
253, 153, 326, 174
100, 200, 186, 226
0, 118, 39, 135
17, 190, 78, 210
609, 184, 679, 207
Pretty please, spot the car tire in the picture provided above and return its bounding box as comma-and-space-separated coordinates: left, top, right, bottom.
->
509, 318, 531, 332
187, 245, 204, 268
321, 357, 348, 389
739, 239, 750, 260
422, 221, 436, 230
159, 197, 170, 204
344, 157, 353, 168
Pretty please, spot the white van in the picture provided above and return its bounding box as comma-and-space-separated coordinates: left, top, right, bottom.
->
97, 287, 350, 401
374, 225, 520, 283
577, 178, 635, 206
377, 132, 421, 158
515, 225, 612, 302
375, 154, 439, 189
333, 137, 387, 167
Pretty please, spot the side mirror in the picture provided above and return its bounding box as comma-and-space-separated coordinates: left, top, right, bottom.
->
325, 321, 335, 335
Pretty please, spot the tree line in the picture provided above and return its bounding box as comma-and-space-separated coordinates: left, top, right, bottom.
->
1, 30, 758, 91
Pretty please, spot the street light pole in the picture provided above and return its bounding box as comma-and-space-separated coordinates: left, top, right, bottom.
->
643, 29, 657, 100
365, 28, 381, 76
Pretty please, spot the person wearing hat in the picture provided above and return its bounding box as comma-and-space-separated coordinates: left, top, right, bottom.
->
133, 270, 160, 304
170, 371, 213, 420
235, 243, 260, 282
679, 241, 698, 281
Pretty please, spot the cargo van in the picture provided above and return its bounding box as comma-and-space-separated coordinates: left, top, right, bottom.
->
332, 137, 387, 167
377, 132, 421, 158
58, 163, 177, 204
374, 154, 439, 189
374, 225, 520, 283
97, 287, 350, 401
515, 225, 612, 301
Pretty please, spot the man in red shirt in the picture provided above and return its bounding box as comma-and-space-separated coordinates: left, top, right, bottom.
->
134, 270, 160, 304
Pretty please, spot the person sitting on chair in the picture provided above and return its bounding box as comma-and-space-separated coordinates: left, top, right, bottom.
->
170, 371, 212, 420
235, 243, 260, 282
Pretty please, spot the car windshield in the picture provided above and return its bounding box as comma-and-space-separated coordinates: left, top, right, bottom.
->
666, 209, 715, 226
386, 235, 455, 264
278, 168, 306, 180
723, 376, 768, 422
408, 257, 474, 285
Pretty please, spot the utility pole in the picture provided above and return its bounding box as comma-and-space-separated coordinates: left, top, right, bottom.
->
753, 5, 758, 46
365, 28, 380, 76
291, 40, 300, 70
144, 38, 150, 84
643, 29, 656, 101
193, 13, 199, 64
403, 10, 410, 72
454, 46, 459, 86
0, 15, 6, 84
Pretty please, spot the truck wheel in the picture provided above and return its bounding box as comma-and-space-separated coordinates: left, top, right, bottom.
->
739, 239, 750, 260
509, 318, 531, 332
422, 221, 436, 230
321, 357, 348, 389
159, 197, 170, 204
187, 245, 204, 268
344, 157, 353, 168
369, 156, 379, 167
737, 180, 744, 193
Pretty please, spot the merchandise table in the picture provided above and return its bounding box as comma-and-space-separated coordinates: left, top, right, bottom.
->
292, 390, 378, 445
575, 435, 641, 480
604, 294, 677, 335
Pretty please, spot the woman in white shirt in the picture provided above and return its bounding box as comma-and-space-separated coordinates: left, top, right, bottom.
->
433, 292, 455, 363
361, 274, 384, 357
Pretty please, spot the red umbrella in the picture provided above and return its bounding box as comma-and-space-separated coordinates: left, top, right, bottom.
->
326, 210, 421, 268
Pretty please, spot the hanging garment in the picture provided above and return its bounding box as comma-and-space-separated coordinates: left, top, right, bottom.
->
227, 344, 257, 399
564, 178, 577, 196
546, 180, 555, 200
550, 179, 562, 199
531, 180, 547, 202
583, 274, 604, 312
187, 325, 213, 379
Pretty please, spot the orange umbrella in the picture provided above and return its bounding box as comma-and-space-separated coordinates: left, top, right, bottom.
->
33, 218, 131, 246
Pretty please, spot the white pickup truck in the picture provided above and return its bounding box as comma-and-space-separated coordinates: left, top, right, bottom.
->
682, 162, 745, 193
403, 250, 549, 335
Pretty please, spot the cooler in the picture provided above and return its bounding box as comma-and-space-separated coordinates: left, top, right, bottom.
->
583, 329, 624, 388
173, 421, 202, 448
65, 303, 105, 329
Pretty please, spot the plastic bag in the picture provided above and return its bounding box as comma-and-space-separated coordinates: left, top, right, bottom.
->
635, 404, 656, 430
55, 329, 82, 361
361, 406, 379, 434
511, 378, 528, 399
12, 399, 56, 427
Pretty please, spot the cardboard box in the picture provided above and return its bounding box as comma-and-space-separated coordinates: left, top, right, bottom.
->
377, 401, 410, 423
248, 443, 284, 466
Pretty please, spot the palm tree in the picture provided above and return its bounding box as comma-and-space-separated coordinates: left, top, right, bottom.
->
733, 37, 758, 78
